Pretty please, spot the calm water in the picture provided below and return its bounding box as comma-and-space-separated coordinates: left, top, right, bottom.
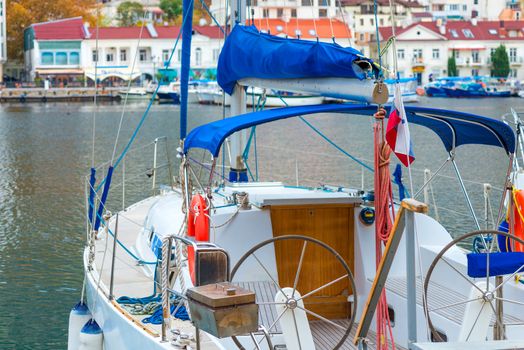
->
0, 97, 522, 348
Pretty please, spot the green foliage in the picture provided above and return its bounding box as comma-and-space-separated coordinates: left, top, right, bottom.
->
447, 54, 457, 77
117, 1, 144, 26
491, 44, 510, 78
160, 0, 182, 22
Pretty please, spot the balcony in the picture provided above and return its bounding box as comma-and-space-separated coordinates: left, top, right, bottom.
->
455, 57, 483, 66
511, 57, 524, 65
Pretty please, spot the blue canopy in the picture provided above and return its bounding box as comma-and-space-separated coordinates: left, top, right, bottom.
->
183, 104, 515, 157
217, 26, 377, 95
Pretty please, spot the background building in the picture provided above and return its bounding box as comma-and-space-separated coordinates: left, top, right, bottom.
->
24, 17, 225, 86
378, 19, 524, 84
0, 0, 7, 82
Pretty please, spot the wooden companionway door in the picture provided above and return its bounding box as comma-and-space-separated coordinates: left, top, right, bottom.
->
270, 204, 355, 320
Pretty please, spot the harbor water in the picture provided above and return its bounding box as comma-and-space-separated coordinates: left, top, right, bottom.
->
0, 97, 522, 348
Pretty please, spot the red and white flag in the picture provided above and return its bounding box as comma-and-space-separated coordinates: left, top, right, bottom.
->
385, 84, 415, 167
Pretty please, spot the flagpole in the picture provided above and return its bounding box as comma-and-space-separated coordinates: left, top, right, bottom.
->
388, 0, 414, 196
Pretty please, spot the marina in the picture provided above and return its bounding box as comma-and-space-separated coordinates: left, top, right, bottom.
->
2, 0, 524, 349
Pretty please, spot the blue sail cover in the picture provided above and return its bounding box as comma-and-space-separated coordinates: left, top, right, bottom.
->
217, 26, 378, 95
183, 104, 515, 157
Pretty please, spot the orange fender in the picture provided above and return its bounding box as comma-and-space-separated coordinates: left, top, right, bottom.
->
512, 189, 524, 252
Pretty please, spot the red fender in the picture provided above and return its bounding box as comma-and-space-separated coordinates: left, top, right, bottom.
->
513, 189, 524, 252
188, 245, 196, 284
187, 194, 209, 241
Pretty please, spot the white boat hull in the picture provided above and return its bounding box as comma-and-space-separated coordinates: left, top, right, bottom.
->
247, 93, 324, 107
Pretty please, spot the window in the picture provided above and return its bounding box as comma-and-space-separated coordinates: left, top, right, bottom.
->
454, 50, 460, 58
511, 68, 518, 78
471, 69, 479, 76
69, 52, 80, 65
319, 9, 327, 17
462, 4, 467, 11
370, 18, 374, 26
263, 9, 269, 17
360, 18, 364, 26
472, 50, 479, 63
488, 29, 497, 35
413, 48, 422, 59
380, 18, 384, 26
120, 49, 127, 62
301, 0, 309, 5
139, 49, 147, 62
510, 47, 517, 62
92, 49, 98, 62
41, 52, 54, 65
449, 4, 459, 11
195, 47, 202, 66
474, 0, 478, 4
212, 48, 220, 62
177, 49, 181, 63
432, 49, 439, 59
291, 9, 296, 17
56, 52, 67, 65
397, 49, 405, 60
359, 33, 364, 41
277, 8, 284, 17
450, 29, 458, 38
162, 49, 169, 62
106, 52, 114, 62
319, 0, 328, 5
462, 29, 474, 38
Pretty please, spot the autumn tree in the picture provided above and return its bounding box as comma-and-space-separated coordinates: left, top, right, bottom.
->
7, 0, 97, 61
160, 0, 182, 22
116, 1, 145, 26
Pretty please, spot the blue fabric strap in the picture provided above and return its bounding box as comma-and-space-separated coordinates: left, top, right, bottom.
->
94, 166, 114, 231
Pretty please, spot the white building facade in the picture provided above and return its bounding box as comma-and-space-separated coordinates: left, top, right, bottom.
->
24, 18, 224, 85
379, 19, 524, 84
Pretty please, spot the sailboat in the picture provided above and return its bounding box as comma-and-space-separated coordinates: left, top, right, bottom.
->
70, 1, 524, 350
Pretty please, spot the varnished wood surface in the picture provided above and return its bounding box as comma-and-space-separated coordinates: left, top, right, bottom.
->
270, 205, 354, 320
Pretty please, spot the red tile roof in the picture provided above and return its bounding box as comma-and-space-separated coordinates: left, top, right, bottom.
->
87, 25, 226, 40
379, 20, 524, 41
251, 18, 352, 39
32, 17, 87, 40
341, 0, 423, 8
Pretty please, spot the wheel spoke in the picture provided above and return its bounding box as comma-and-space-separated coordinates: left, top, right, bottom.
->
297, 274, 348, 301
428, 296, 482, 313
493, 262, 524, 293
266, 306, 288, 333
441, 257, 484, 295
291, 309, 303, 350
295, 305, 347, 331
486, 236, 496, 292
465, 302, 486, 341
495, 296, 524, 307
257, 301, 287, 305
252, 253, 287, 298
292, 241, 308, 298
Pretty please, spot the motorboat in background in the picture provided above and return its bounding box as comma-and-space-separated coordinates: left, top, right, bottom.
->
246, 86, 324, 107
385, 77, 419, 103
118, 87, 150, 100
156, 81, 180, 103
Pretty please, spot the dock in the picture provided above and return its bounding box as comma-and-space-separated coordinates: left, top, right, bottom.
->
0, 87, 122, 102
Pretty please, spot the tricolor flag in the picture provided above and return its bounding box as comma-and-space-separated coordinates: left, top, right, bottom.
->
385, 84, 415, 167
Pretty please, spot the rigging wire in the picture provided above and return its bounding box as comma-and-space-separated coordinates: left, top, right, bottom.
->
94, 0, 195, 192
111, 5, 152, 165
91, 1, 101, 170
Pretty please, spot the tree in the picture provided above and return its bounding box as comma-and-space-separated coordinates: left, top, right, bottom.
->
447, 54, 457, 77
116, 1, 145, 26
7, 0, 97, 61
491, 44, 510, 78
160, 0, 182, 22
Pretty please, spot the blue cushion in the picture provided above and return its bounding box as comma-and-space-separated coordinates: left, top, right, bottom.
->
467, 252, 524, 278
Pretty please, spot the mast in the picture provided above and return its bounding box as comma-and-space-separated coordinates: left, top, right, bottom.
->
180, 0, 194, 140
228, 0, 248, 182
